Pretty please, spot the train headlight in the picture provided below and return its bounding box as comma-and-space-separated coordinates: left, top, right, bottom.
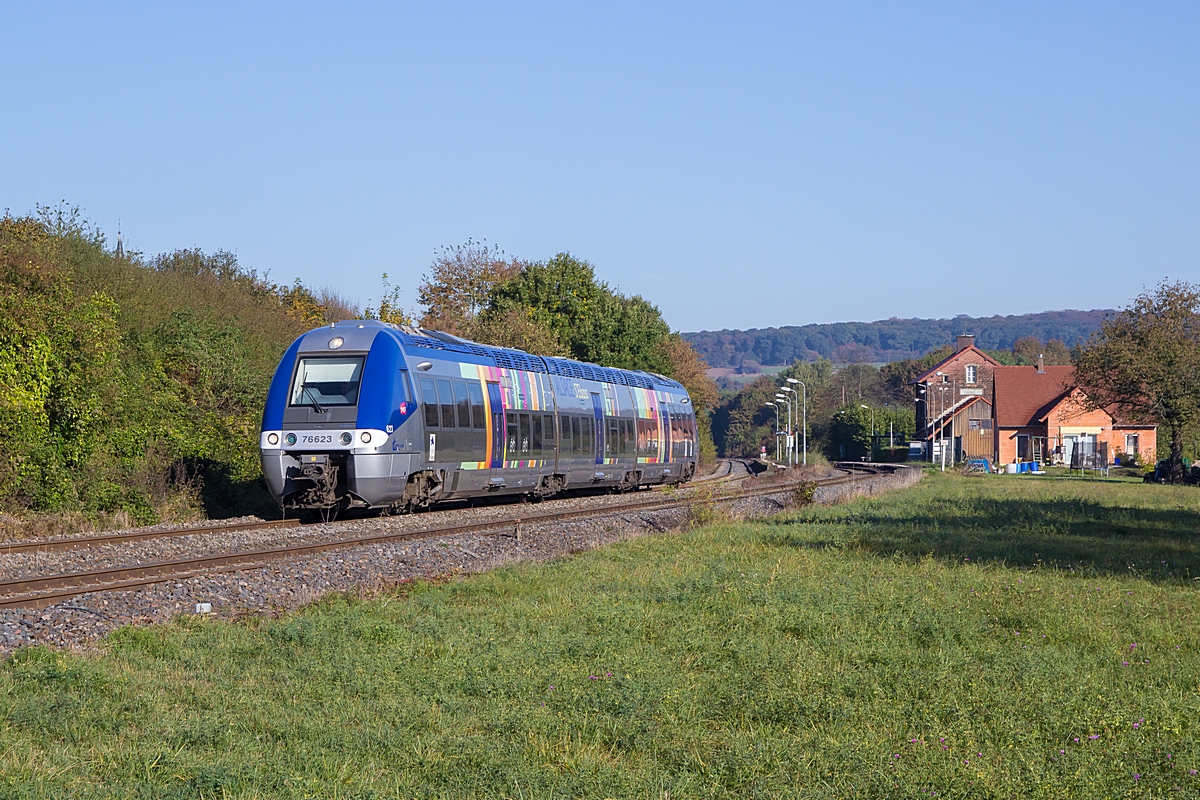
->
285, 433, 296, 446
339, 432, 353, 445
328, 336, 344, 350
267, 432, 279, 446
360, 431, 371, 443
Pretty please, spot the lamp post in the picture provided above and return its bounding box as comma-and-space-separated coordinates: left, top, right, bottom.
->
775, 393, 793, 466
781, 385, 798, 466
786, 378, 806, 465
935, 371, 961, 471
934, 372, 958, 469
860, 404, 876, 460
917, 383, 929, 461
934, 372, 945, 471
884, 401, 893, 450
765, 402, 779, 461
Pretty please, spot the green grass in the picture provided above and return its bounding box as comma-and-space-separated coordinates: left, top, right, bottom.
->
3, 474, 1200, 798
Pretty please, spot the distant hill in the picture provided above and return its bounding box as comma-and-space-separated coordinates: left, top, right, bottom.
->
684, 309, 1112, 368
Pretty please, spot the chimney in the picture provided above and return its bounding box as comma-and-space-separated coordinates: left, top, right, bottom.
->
1037, 354, 1045, 373
956, 334, 975, 352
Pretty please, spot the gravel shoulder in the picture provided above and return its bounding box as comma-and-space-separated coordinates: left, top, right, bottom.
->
0, 462, 915, 656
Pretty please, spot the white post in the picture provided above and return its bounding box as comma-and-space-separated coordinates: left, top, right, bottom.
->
766, 403, 779, 461
788, 379, 807, 466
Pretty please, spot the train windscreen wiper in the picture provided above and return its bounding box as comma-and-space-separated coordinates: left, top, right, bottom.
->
301, 383, 328, 414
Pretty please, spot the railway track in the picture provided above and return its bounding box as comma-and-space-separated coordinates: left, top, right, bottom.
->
0, 458, 755, 558
0, 462, 893, 611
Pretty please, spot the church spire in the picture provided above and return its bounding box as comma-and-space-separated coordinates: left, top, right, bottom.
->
115, 220, 124, 260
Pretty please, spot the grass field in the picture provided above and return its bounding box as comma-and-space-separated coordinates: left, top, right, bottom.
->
3, 473, 1200, 798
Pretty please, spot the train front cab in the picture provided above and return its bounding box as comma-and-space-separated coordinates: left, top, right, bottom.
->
260, 322, 421, 513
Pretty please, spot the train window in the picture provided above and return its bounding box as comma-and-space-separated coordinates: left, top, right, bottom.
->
559, 416, 571, 454
468, 383, 485, 429
437, 380, 455, 429
290, 357, 365, 407
543, 414, 556, 444
531, 415, 542, 456
582, 416, 593, 458
606, 419, 618, 457
453, 381, 470, 429
624, 419, 635, 456
519, 413, 531, 455
571, 416, 581, 457
506, 417, 518, 458
420, 377, 439, 429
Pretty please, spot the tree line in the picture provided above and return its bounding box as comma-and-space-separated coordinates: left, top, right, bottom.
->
0, 215, 717, 529
686, 309, 1109, 368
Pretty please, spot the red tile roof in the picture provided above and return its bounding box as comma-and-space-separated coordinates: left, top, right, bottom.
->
993, 366, 1075, 427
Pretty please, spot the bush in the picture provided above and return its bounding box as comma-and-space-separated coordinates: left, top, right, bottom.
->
0, 209, 315, 526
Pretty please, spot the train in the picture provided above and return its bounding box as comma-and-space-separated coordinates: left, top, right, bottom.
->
259, 320, 699, 516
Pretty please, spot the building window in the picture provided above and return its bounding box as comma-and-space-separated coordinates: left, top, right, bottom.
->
968, 419, 992, 431
1125, 434, 1139, 455
965, 365, 978, 384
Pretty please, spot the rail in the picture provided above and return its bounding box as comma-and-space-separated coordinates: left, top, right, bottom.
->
0, 463, 908, 610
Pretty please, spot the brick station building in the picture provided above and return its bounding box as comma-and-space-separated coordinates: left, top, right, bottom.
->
911, 335, 1156, 465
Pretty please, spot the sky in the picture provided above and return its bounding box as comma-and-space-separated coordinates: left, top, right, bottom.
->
2, 2, 1197, 332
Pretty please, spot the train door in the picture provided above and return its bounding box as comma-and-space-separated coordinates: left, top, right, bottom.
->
486, 382, 504, 470
590, 392, 604, 466
660, 405, 672, 464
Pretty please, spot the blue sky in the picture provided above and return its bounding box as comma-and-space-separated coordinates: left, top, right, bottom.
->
2, 2, 1196, 332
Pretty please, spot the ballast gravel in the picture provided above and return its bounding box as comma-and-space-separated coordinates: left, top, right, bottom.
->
0, 463, 918, 656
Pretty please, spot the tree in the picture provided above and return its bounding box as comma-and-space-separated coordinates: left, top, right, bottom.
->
473, 307, 567, 356
1012, 336, 1041, 364
483, 253, 671, 372
1074, 281, 1200, 482
658, 335, 719, 463
277, 279, 329, 326
711, 375, 779, 457
417, 239, 521, 336
364, 273, 414, 326
1012, 336, 1071, 366
878, 346, 952, 403
1043, 339, 1071, 365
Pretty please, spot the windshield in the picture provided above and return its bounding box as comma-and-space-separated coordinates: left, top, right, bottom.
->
289, 357, 365, 407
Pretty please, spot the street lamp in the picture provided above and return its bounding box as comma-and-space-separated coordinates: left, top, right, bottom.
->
775, 392, 793, 466
934, 372, 946, 471
781, 386, 798, 466
765, 402, 779, 461
883, 401, 893, 449
860, 403, 876, 460
787, 378, 806, 465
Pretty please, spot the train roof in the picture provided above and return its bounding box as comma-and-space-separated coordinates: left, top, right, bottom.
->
323, 320, 686, 392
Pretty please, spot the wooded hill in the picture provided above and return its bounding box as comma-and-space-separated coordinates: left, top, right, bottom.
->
685, 309, 1111, 368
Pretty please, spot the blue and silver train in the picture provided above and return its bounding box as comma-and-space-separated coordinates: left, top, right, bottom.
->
260, 320, 698, 514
